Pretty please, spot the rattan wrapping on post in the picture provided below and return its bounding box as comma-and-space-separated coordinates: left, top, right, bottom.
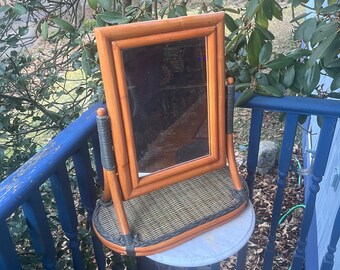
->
96, 114, 116, 171
226, 83, 235, 134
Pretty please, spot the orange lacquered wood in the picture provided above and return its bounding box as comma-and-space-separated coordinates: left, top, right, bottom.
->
114, 27, 215, 49
95, 30, 133, 199
93, 201, 247, 256
217, 20, 226, 162
104, 169, 130, 235
94, 13, 224, 41
111, 44, 139, 190
206, 29, 218, 162
227, 134, 243, 191
130, 159, 225, 199
95, 13, 227, 199
101, 174, 112, 202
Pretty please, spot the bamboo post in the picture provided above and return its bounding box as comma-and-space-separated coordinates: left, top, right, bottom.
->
96, 108, 134, 254
226, 77, 243, 191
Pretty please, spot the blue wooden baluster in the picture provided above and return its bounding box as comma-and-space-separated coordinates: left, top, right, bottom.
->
50, 164, 85, 270
246, 108, 264, 200
0, 220, 22, 270
22, 189, 56, 269
320, 204, 340, 270
91, 133, 104, 188
291, 117, 338, 269
72, 143, 106, 270
263, 113, 299, 269
236, 109, 263, 270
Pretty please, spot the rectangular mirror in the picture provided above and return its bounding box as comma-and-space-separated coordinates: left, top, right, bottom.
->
95, 13, 226, 199
123, 38, 208, 174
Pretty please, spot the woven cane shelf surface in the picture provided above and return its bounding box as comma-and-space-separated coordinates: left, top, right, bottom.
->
93, 166, 248, 251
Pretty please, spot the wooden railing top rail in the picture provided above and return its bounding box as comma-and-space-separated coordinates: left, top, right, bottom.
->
0, 102, 104, 220
239, 94, 340, 118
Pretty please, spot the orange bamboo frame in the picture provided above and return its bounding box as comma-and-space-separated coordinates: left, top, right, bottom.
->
95, 12, 236, 200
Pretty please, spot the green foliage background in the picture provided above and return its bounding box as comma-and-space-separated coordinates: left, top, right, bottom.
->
0, 0, 339, 180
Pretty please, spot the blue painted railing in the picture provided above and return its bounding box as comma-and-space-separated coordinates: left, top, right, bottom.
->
1, 94, 340, 269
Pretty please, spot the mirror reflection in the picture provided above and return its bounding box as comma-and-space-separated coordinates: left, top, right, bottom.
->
123, 37, 209, 174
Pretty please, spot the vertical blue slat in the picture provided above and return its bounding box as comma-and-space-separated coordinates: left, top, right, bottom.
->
0, 220, 22, 270
91, 133, 104, 188
263, 113, 299, 269
50, 164, 85, 270
236, 242, 248, 270
72, 144, 106, 270
236, 109, 263, 270
22, 189, 56, 269
246, 109, 264, 200
320, 204, 340, 270
292, 117, 338, 269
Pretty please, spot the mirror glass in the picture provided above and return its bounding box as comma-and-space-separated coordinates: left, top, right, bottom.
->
123, 37, 209, 174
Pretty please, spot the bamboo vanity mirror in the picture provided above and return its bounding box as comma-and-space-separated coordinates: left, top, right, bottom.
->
93, 12, 248, 256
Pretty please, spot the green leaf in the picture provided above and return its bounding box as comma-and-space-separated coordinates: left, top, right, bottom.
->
42, 21, 48, 40
317, 116, 323, 127
290, 12, 312, 22
96, 16, 106, 26
315, 0, 325, 11
305, 32, 337, 70
330, 74, 340, 91
310, 22, 338, 47
256, 84, 283, 97
327, 0, 336, 4
323, 36, 340, 66
225, 14, 238, 32
294, 17, 317, 43
326, 59, 340, 68
224, 8, 240, 14
0, 62, 6, 76
235, 83, 251, 90
12, 4, 26, 15
0, 5, 10, 13
283, 65, 295, 88
235, 88, 255, 106
287, 48, 311, 59
119, 17, 132, 24
272, 0, 283, 20
255, 24, 275, 40
98, 11, 123, 24
256, 6, 269, 29
175, 5, 187, 16
82, 49, 92, 76
259, 42, 272, 64
19, 27, 29, 36
225, 33, 243, 51
255, 72, 269, 85
238, 69, 251, 83
266, 55, 295, 69
320, 3, 340, 14
168, 8, 177, 18
298, 115, 308, 124
51, 17, 76, 33
248, 29, 263, 66
213, 0, 224, 8
159, 4, 169, 18
303, 63, 320, 95
245, 0, 260, 19
328, 91, 340, 99
98, 0, 112, 10
88, 0, 97, 10
263, 0, 273, 20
